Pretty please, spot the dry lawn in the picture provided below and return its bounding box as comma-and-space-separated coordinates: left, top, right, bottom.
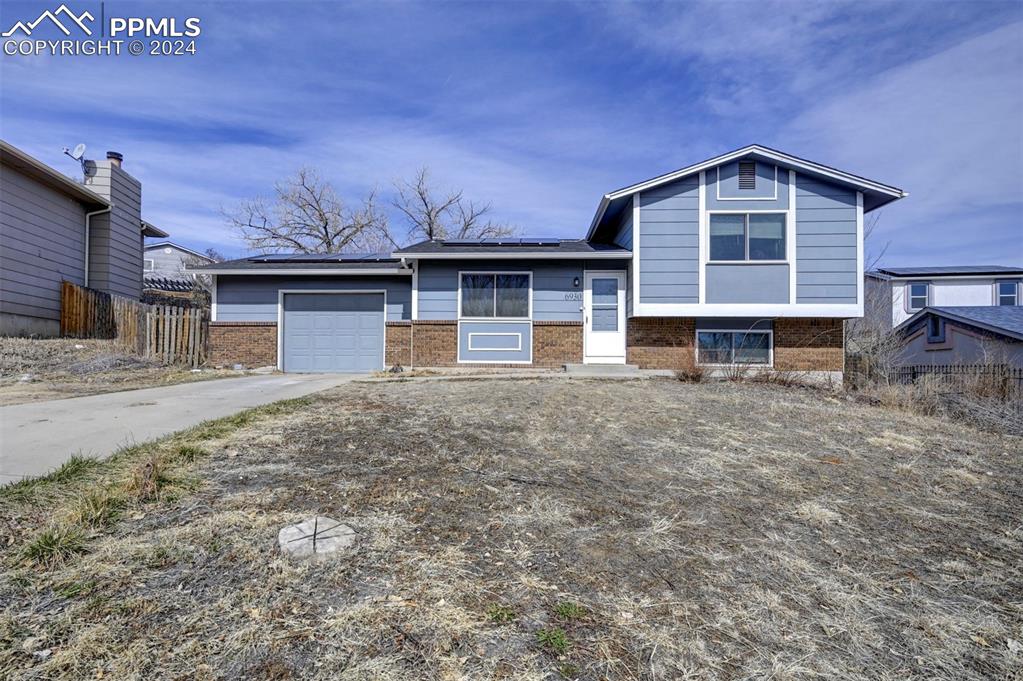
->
0, 338, 242, 405
1, 378, 1020, 680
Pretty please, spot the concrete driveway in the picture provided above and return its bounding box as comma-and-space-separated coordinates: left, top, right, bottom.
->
0, 373, 355, 483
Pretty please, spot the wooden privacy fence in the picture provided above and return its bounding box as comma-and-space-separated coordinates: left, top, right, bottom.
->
61, 281, 209, 367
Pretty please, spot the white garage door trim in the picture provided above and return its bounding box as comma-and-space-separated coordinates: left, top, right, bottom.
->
276, 289, 387, 371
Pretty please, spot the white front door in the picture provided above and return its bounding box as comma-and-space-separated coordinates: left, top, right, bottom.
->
583, 271, 626, 364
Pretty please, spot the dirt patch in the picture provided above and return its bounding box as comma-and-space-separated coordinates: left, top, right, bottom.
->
0, 338, 243, 405
1, 379, 1020, 679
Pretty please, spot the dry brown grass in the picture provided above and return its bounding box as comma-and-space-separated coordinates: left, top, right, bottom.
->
1, 378, 1020, 679
0, 337, 241, 405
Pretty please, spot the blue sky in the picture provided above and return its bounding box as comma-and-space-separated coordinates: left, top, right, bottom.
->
1, 0, 1021, 266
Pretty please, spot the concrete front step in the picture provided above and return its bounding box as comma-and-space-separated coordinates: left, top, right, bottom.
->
563, 363, 640, 375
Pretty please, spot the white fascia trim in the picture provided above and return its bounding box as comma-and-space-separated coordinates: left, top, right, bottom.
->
856, 191, 864, 310
788, 170, 797, 304
697, 172, 706, 304
632, 194, 641, 310
715, 164, 778, 201
633, 302, 863, 318
196, 268, 412, 275
393, 251, 630, 260
210, 274, 218, 321
144, 242, 211, 261
587, 144, 906, 239
411, 261, 419, 320
883, 274, 1021, 281
276, 289, 389, 372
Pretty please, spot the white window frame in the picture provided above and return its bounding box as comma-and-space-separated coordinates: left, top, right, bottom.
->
456, 270, 533, 320
707, 211, 788, 264
995, 281, 1020, 306
906, 281, 930, 312
695, 328, 774, 367
143, 258, 155, 272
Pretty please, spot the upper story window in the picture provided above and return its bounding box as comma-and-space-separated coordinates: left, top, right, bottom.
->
460, 272, 530, 319
907, 282, 929, 311
709, 213, 785, 261
738, 161, 756, 190
996, 281, 1019, 306
926, 316, 945, 343
143, 259, 155, 272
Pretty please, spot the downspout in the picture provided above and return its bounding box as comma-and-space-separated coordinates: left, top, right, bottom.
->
83, 207, 111, 288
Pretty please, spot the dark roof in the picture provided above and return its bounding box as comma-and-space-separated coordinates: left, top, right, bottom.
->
143, 275, 195, 292
899, 306, 1023, 341
873, 265, 1023, 278
393, 239, 631, 256
189, 252, 404, 272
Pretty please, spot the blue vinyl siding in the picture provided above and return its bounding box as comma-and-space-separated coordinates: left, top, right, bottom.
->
417, 259, 627, 321
458, 320, 532, 362
216, 275, 411, 321
705, 264, 789, 303
639, 177, 699, 304
795, 174, 857, 303
613, 207, 633, 250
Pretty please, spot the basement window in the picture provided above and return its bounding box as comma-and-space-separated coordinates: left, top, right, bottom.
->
697, 330, 772, 365
738, 161, 756, 190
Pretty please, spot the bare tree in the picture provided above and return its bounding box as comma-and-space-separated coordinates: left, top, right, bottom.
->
227, 168, 394, 253
393, 167, 516, 242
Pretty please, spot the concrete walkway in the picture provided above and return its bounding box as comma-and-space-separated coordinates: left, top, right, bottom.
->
0, 374, 355, 483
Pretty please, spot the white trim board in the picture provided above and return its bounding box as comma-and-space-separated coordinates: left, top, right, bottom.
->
276, 289, 388, 372
456, 319, 533, 364
467, 332, 523, 352
633, 302, 863, 318
393, 251, 629, 260
586, 143, 907, 238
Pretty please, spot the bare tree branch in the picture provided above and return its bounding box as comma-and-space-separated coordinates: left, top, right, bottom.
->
225, 168, 393, 253
393, 166, 517, 242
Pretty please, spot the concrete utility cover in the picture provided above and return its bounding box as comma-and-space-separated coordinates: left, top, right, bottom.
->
277, 517, 357, 561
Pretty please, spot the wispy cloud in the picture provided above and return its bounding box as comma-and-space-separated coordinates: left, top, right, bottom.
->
1, 0, 1019, 264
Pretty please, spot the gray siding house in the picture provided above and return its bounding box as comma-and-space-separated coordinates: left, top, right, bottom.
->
896, 306, 1023, 369
0, 141, 166, 335
194, 145, 906, 377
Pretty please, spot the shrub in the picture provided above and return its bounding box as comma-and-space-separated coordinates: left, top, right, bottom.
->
673, 353, 706, 383
23, 525, 86, 567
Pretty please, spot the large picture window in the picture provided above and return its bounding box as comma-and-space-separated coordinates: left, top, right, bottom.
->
709, 213, 785, 261
696, 330, 772, 365
460, 273, 530, 318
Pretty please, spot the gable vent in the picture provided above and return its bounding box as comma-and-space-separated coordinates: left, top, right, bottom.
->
738, 161, 756, 190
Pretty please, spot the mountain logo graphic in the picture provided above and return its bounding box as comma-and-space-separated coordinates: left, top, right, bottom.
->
2, 4, 95, 37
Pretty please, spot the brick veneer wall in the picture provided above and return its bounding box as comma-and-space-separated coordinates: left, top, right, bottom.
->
533, 321, 583, 367
773, 318, 844, 372
626, 316, 845, 372
385, 322, 412, 367
409, 320, 458, 366
209, 322, 276, 368
626, 317, 696, 369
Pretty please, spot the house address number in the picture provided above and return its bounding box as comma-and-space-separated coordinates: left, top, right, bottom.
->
564, 292, 582, 301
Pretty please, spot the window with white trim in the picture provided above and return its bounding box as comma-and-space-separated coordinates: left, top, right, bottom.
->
709, 213, 785, 261
996, 281, 1019, 306
143, 259, 155, 272
459, 273, 530, 318
907, 282, 929, 311
697, 330, 772, 365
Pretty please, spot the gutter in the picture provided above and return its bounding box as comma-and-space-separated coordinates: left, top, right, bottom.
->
83, 207, 112, 287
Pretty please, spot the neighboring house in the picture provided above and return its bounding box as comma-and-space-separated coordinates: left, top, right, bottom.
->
0, 140, 167, 336
896, 306, 1023, 369
191, 145, 906, 376
143, 241, 214, 298
865, 266, 1022, 330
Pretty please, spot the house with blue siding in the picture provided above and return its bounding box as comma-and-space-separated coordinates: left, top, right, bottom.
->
193, 145, 906, 378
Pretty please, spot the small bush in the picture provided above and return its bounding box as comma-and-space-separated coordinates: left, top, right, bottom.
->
554, 601, 586, 621
673, 353, 706, 383
124, 454, 173, 502
487, 604, 516, 623
537, 627, 569, 655
23, 525, 86, 567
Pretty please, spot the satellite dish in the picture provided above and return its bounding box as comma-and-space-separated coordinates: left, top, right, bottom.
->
71, 143, 86, 160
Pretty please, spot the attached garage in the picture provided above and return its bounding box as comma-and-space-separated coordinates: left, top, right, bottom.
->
280, 291, 385, 373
